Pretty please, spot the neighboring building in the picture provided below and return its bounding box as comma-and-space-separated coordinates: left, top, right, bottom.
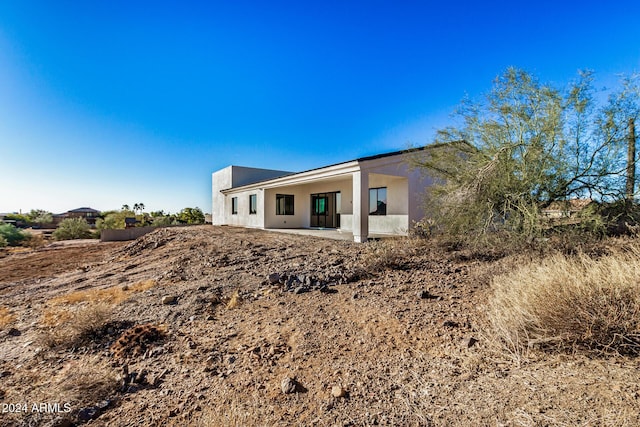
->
0, 213, 17, 226
53, 207, 101, 226
212, 148, 431, 242
124, 217, 139, 228
541, 199, 593, 218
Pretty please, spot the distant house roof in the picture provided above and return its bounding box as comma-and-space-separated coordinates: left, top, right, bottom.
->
67, 207, 100, 214
544, 199, 593, 212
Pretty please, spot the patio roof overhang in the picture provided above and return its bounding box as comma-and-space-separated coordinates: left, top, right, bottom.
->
220, 160, 360, 194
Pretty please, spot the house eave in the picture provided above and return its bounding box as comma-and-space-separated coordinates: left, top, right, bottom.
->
220, 160, 361, 194
218, 146, 427, 195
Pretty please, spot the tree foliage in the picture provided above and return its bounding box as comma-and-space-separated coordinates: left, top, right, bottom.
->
53, 218, 92, 240
96, 210, 135, 231
413, 68, 640, 244
0, 223, 27, 246
176, 207, 205, 224
4, 213, 30, 227
27, 209, 53, 225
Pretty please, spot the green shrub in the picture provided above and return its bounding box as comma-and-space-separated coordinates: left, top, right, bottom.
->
0, 223, 27, 246
176, 207, 205, 224
151, 215, 173, 227
53, 218, 92, 240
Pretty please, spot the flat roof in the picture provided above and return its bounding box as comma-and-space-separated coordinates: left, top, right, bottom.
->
224, 146, 428, 191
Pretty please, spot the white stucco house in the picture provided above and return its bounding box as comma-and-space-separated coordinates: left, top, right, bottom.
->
211, 148, 431, 242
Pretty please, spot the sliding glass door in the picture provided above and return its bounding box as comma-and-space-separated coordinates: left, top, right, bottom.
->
310, 192, 340, 228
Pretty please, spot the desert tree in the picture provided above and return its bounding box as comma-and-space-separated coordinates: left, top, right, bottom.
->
412, 68, 640, 244
52, 218, 92, 240
27, 209, 53, 226
176, 207, 205, 224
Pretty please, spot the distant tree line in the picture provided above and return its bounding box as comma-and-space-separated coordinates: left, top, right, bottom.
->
1, 205, 207, 245
96, 205, 206, 231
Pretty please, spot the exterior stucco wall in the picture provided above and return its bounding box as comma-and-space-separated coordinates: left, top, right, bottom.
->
363, 159, 431, 230
261, 179, 352, 229
211, 167, 233, 226
264, 186, 308, 228
211, 151, 433, 240
226, 189, 265, 228
369, 215, 408, 234
212, 166, 291, 226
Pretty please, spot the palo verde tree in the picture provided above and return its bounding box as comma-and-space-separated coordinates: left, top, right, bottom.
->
412, 68, 640, 244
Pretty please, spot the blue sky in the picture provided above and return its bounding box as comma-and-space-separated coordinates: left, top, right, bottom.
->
1, 1, 639, 214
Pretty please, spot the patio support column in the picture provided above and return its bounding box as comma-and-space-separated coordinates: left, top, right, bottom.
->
352, 169, 369, 243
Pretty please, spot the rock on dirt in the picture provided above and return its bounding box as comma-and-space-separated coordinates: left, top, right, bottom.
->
281, 376, 299, 394
331, 385, 347, 398
162, 295, 177, 305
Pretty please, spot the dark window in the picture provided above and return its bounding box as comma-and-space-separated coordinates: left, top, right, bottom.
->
276, 194, 294, 215
231, 197, 238, 215
369, 187, 387, 216
249, 194, 257, 214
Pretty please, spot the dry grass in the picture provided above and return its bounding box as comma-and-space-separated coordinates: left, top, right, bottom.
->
52, 356, 119, 405
0, 306, 16, 328
39, 303, 113, 349
360, 237, 418, 272
49, 279, 158, 306
226, 291, 243, 309
26, 233, 47, 249
2, 356, 119, 427
488, 246, 640, 358
40, 279, 158, 349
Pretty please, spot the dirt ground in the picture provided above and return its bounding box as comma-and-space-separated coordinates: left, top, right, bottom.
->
1, 226, 639, 426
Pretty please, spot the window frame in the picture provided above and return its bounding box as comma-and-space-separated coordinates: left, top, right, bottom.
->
369, 187, 387, 216
249, 194, 257, 215
276, 194, 295, 215
231, 197, 238, 215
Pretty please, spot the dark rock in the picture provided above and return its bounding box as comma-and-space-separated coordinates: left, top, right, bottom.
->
443, 320, 459, 328
418, 290, 439, 300
77, 407, 99, 422
463, 337, 478, 348
268, 273, 280, 284
7, 328, 21, 336
134, 370, 147, 384
294, 286, 307, 295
